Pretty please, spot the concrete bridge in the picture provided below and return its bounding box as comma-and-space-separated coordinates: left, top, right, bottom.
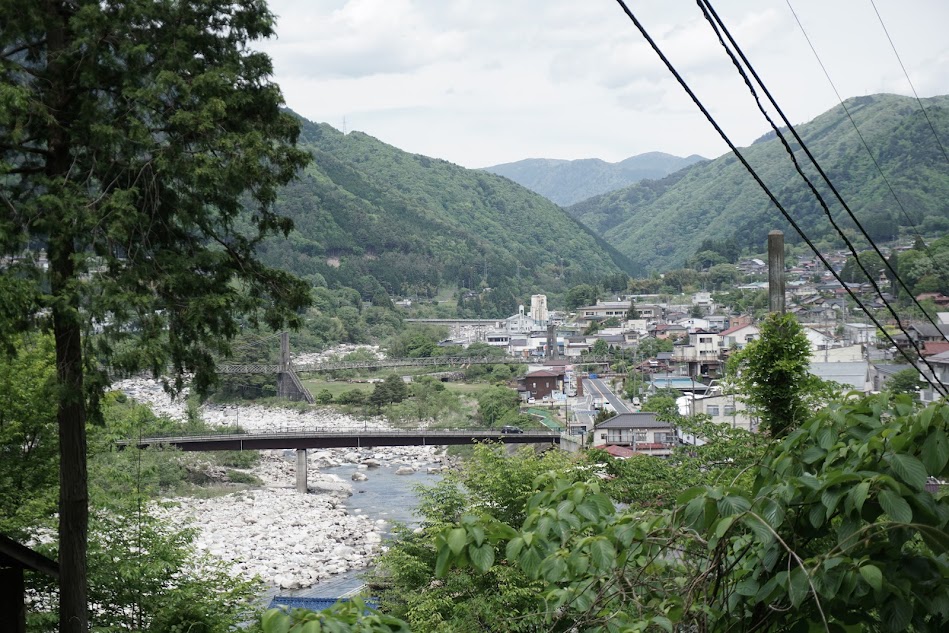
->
117, 428, 562, 492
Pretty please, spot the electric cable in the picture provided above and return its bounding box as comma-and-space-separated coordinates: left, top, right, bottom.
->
869, 0, 949, 167
695, 0, 949, 369
609, 0, 948, 398
785, 0, 948, 314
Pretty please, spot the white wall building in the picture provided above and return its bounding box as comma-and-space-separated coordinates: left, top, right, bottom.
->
530, 294, 549, 324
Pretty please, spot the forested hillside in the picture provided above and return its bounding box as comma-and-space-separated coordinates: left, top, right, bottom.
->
568, 94, 949, 272
482, 152, 705, 206
255, 117, 636, 307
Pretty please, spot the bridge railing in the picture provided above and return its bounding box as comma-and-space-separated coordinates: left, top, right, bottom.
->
115, 427, 563, 447
217, 355, 615, 375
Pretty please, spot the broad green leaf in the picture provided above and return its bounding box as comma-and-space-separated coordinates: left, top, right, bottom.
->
888, 454, 928, 491
506, 536, 524, 560
859, 564, 882, 591
717, 495, 751, 517
743, 515, 775, 545
882, 597, 912, 632
802, 446, 827, 465
714, 515, 735, 539
468, 543, 495, 572
759, 497, 785, 528
519, 546, 543, 578
262, 610, 290, 633
851, 481, 870, 514
878, 489, 913, 523
676, 486, 707, 505
821, 487, 847, 518
589, 537, 616, 571
652, 616, 673, 633
788, 567, 809, 608
434, 545, 451, 578
300, 621, 322, 633
921, 429, 948, 474
447, 528, 467, 555
540, 555, 567, 582
735, 577, 760, 596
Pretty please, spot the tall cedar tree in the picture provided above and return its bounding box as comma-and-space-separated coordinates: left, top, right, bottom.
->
0, 2, 312, 630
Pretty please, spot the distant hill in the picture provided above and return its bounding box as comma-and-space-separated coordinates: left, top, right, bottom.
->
567, 94, 949, 272
255, 116, 638, 307
481, 152, 706, 206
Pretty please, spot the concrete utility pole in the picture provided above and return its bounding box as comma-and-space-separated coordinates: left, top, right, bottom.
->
768, 230, 786, 314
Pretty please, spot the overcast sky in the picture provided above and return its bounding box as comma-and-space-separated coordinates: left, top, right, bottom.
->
260, 1, 949, 169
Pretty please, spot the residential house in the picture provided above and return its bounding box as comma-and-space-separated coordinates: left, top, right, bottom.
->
518, 369, 565, 400
591, 412, 675, 456
677, 317, 710, 332
918, 350, 949, 403
705, 315, 727, 330
691, 393, 756, 432
812, 344, 864, 363
632, 304, 663, 320
843, 323, 877, 345
809, 361, 871, 394
672, 330, 723, 377
692, 291, 713, 308
719, 324, 760, 350
870, 364, 914, 392
575, 301, 632, 328
649, 323, 688, 340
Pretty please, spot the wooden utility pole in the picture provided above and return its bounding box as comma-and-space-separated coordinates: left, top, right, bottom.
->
768, 230, 786, 314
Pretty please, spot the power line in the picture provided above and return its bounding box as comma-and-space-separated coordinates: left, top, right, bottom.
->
784, 0, 947, 302
868, 0, 949, 167
694, 0, 949, 365
609, 0, 948, 399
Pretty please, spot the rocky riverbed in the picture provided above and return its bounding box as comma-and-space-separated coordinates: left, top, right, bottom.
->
115, 376, 447, 591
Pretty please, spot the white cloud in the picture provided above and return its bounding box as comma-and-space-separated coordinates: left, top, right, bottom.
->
262, 0, 949, 167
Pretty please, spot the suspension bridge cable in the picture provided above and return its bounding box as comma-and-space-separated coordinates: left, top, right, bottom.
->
784, 0, 947, 297
609, 0, 948, 398
696, 0, 949, 362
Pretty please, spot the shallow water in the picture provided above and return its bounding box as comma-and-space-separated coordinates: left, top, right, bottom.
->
283, 463, 442, 598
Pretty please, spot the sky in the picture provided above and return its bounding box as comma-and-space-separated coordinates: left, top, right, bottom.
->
259, 0, 949, 169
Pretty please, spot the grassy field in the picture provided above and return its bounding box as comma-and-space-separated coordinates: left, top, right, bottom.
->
302, 378, 495, 399
301, 380, 374, 397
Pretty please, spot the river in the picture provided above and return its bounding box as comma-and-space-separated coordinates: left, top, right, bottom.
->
284, 464, 442, 598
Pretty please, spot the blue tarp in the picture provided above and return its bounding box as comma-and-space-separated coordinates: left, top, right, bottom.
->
268, 597, 379, 612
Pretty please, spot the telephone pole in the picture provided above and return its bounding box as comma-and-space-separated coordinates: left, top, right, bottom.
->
768, 230, 785, 314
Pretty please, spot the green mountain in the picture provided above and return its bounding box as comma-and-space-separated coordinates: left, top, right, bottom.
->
567, 94, 949, 272
257, 117, 636, 303
482, 152, 706, 206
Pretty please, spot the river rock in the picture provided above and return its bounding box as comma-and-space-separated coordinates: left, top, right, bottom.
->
351, 472, 368, 482
394, 466, 415, 475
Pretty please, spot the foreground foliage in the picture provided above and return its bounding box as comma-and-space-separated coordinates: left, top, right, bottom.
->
261, 396, 948, 632
437, 395, 949, 632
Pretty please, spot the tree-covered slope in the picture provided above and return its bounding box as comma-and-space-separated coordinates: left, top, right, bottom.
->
257, 117, 637, 302
568, 94, 949, 272
482, 152, 706, 206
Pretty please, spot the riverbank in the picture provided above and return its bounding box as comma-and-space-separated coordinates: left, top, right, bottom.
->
116, 376, 447, 591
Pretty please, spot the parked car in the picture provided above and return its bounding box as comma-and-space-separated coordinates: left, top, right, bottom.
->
500, 425, 524, 434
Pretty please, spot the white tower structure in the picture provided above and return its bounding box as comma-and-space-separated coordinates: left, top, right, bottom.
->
530, 294, 548, 323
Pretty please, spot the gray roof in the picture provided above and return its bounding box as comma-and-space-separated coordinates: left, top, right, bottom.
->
809, 361, 869, 390
594, 412, 670, 430
911, 323, 949, 339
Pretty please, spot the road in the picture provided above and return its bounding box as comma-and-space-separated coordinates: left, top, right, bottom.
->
584, 377, 632, 414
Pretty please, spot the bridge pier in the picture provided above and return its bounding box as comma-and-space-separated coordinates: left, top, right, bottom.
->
296, 449, 307, 493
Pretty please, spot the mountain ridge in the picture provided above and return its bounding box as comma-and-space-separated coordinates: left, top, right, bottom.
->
253, 116, 637, 313
567, 93, 949, 272
482, 152, 706, 206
